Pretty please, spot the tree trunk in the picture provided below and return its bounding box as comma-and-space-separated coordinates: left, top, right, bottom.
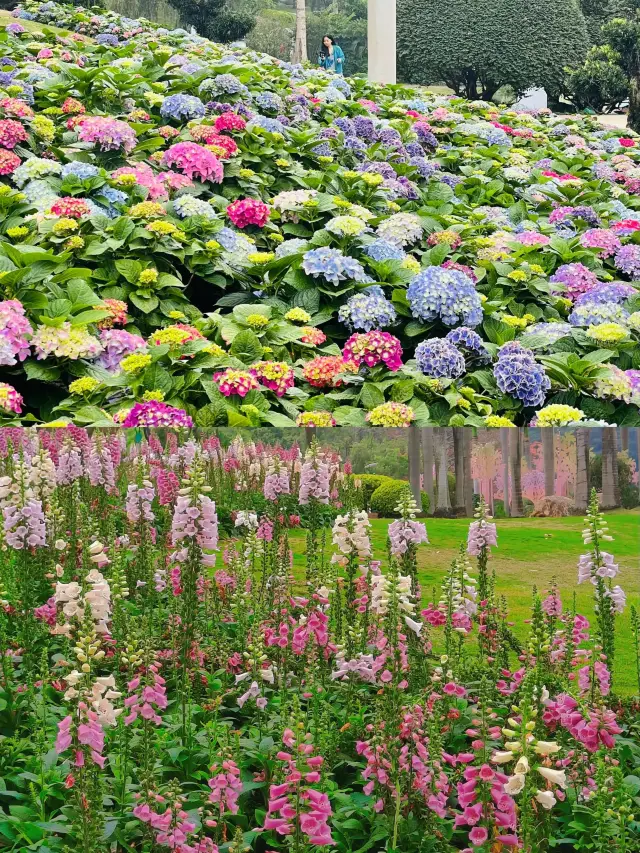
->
421, 428, 435, 515
501, 429, 510, 517
574, 428, 590, 511
628, 74, 640, 134
293, 0, 308, 63
542, 429, 555, 496
463, 429, 474, 516
621, 427, 629, 453
436, 429, 451, 512
408, 427, 422, 507
453, 427, 465, 512
304, 427, 316, 450
601, 428, 620, 509
509, 430, 524, 517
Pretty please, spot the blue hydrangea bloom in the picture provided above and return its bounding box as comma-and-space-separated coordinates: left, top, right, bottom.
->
216, 227, 240, 252
526, 321, 573, 342
173, 195, 217, 220
574, 283, 635, 307
338, 287, 397, 331
96, 33, 119, 46
330, 76, 351, 97
254, 92, 283, 113
407, 267, 483, 328
275, 238, 309, 258
61, 162, 100, 180
250, 115, 286, 134
363, 240, 405, 263
445, 327, 490, 361
99, 186, 128, 205
415, 338, 466, 378
569, 303, 630, 327
302, 247, 371, 286
493, 343, 551, 407
160, 94, 206, 122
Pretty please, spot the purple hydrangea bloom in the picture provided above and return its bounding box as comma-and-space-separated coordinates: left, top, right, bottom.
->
493, 343, 551, 407
445, 326, 490, 361
614, 244, 640, 278
160, 94, 206, 122
358, 161, 397, 180
550, 263, 599, 300
407, 267, 483, 328
334, 117, 356, 135
353, 116, 377, 143
410, 156, 439, 180
415, 338, 466, 378
97, 330, 146, 373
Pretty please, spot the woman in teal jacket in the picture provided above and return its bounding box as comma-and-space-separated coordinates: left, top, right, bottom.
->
318, 35, 345, 75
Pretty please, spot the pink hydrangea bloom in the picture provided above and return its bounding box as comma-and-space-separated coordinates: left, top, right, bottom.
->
227, 197, 270, 228
161, 142, 223, 183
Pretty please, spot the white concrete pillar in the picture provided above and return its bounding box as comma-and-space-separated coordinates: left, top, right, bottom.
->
368, 0, 396, 85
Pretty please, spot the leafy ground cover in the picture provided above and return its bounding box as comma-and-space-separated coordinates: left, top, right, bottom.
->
0, 3, 640, 428
0, 428, 638, 852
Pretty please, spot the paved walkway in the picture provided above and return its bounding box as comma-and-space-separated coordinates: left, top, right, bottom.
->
596, 113, 628, 129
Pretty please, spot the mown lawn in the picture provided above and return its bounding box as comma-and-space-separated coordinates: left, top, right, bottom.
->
0, 9, 85, 37
288, 511, 640, 696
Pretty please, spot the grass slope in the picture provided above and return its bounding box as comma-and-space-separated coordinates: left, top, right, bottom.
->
289, 510, 640, 695
0, 9, 81, 36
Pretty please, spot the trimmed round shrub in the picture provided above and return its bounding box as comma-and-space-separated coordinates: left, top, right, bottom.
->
398, 0, 589, 99
353, 473, 395, 508
370, 480, 429, 516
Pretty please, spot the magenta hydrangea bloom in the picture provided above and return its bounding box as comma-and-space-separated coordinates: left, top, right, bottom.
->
549, 263, 599, 300
0, 382, 23, 414
227, 197, 270, 228
122, 401, 193, 427
214, 368, 259, 397
161, 142, 223, 183
77, 115, 137, 154
342, 331, 403, 372
579, 228, 622, 257
0, 118, 28, 149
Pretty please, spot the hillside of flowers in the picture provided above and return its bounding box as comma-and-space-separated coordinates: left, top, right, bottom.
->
0, 427, 638, 851
1, 4, 640, 428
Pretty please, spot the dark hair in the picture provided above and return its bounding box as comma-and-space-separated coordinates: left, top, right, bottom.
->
320, 34, 336, 56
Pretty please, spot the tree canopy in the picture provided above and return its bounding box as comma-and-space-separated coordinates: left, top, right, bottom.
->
167, 0, 255, 42
397, 0, 590, 100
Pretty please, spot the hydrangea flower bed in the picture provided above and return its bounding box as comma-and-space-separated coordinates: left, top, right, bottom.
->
1, 2, 640, 427
0, 428, 638, 852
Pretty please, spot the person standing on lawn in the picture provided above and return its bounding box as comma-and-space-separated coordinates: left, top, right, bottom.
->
318, 35, 345, 75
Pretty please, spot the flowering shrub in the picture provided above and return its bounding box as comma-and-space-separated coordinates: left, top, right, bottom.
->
0, 428, 637, 853
0, 2, 639, 427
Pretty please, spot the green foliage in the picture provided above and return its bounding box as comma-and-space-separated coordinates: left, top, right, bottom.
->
370, 479, 429, 516
566, 44, 630, 110
246, 8, 295, 59
397, 0, 590, 99
590, 450, 636, 490
621, 482, 640, 507
165, 0, 255, 42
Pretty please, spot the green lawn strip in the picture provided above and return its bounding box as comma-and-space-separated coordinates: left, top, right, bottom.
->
287, 511, 640, 695
0, 10, 88, 38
